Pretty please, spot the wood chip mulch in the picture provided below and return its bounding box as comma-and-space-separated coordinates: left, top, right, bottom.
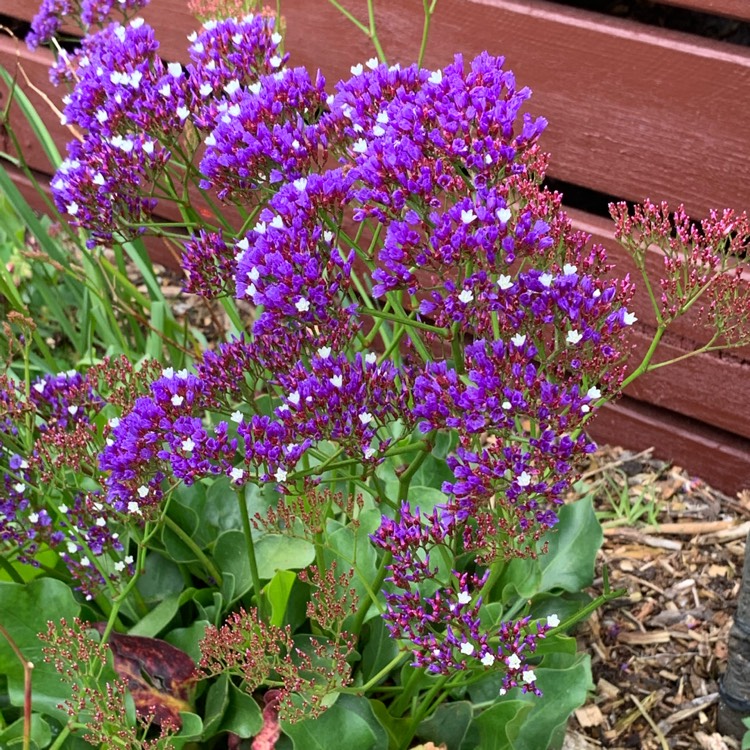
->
565, 446, 750, 750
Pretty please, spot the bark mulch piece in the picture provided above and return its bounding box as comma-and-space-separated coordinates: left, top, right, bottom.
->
565, 446, 750, 750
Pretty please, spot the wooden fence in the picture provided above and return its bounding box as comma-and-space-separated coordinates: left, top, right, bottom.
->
1, 0, 749, 494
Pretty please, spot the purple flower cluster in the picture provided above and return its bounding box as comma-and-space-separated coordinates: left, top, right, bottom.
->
372, 503, 553, 691
27, 0, 150, 49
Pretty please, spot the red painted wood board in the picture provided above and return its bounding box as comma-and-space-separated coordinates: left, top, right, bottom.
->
657, 0, 750, 23
588, 395, 750, 495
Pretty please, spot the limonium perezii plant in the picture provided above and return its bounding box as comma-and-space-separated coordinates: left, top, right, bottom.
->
1, 0, 749, 747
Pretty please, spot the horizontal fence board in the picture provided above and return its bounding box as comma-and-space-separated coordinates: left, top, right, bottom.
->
623, 327, 750, 440
657, 0, 750, 23
589, 396, 750, 495
4, 1, 750, 215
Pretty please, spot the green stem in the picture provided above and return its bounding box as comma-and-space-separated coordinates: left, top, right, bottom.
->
48, 725, 72, 750
400, 673, 451, 749
0, 623, 33, 750
417, 0, 439, 67
362, 306, 448, 335
237, 489, 268, 621
389, 665, 425, 718
0, 555, 24, 584
163, 515, 223, 586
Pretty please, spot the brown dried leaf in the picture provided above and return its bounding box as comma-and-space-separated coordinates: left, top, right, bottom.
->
91, 624, 196, 728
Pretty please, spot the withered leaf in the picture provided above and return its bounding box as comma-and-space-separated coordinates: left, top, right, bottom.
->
91, 623, 197, 728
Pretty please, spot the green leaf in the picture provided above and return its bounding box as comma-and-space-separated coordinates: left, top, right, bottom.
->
539, 499, 601, 593
368, 700, 411, 750
417, 701, 478, 750
281, 697, 380, 749
254, 534, 316, 579
201, 674, 229, 739
266, 570, 297, 627
472, 700, 533, 750
164, 620, 210, 664
505, 652, 592, 750
128, 592, 183, 638
361, 617, 399, 684
218, 681, 263, 738
0, 579, 80, 719
136, 551, 186, 605
0, 714, 52, 748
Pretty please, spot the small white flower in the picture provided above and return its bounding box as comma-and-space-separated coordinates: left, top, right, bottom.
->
593, 288, 602, 298
497, 274, 513, 291
295, 298, 310, 313
293, 177, 307, 191
457, 591, 472, 605
547, 613, 560, 627
33, 382, 45, 393
230, 466, 245, 483
358, 412, 373, 425
288, 391, 301, 406
200, 82, 213, 97
352, 139, 368, 154
92, 172, 105, 185
428, 69, 443, 84
171, 394, 184, 407
376, 111, 389, 124
372, 125, 385, 137
539, 272, 554, 288
274, 467, 288, 482
522, 669, 536, 684
350, 63, 364, 75
496, 207, 512, 224
143, 140, 155, 155
159, 83, 171, 97
499, 688, 507, 696
365, 352, 377, 365
162, 367, 175, 379
249, 81, 262, 95
67, 405, 79, 416
182, 438, 195, 452
124, 555, 134, 565
95, 109, 108, 123
323, 230, 334, 243
517, 471, 531, 488
137, 485, 149, 498
177, 369, 189, 379
460, 642, 475, 656
581, 404, 590, 414
80, 556, 90, 567
13, 483, 25, 494
623, 311, 638, 326
363, 446, 376, 460
507, 653, 522, 670
96, 517, 107, 527
28, 512, 39, 524
245, 283, 257, 300
67, 202, 79, 216
511, 333, 526, 347
127, 501, 140, 513
458, 289, 474, 304
365, 57, 379, 69
586, 386, 601, 400
460, 209, 477, 224
130, 17, 144, 28
177, 106, 190, 121
317, 346, 332, 358
247, 266, 260, 283
270, 215, 284, 229
566, 329, 583, 345
231, 410, 243, 423
254, 221, 267, 235
59, 504, 69, 514
67, 541, 77, 554
563, 263, 578, 275
502, 400, 512, 410
114, 560, 126, 572
481, 652, 496, 667
224, 79, 240, 95
330, 374, 343, 388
